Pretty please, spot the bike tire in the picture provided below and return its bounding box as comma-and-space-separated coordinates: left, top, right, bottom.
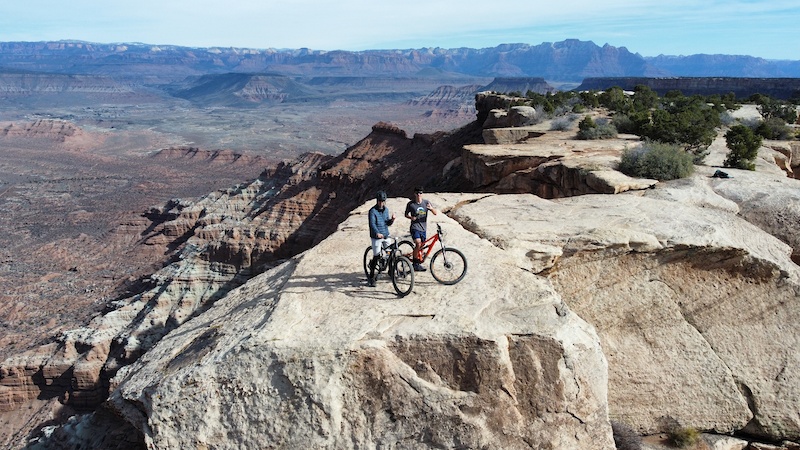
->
397, 240, 416, 260
430, 248, 467, 285
363, 246, 375, 280
391, 256, 415, 297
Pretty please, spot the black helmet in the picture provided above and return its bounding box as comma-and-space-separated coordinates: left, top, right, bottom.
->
376, 190, 388, 201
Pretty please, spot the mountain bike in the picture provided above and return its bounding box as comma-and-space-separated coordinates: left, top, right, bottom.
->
399, 223, 467, 285
362, 237, 415, 296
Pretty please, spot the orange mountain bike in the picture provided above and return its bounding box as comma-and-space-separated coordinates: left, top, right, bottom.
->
399, 223, 467, 285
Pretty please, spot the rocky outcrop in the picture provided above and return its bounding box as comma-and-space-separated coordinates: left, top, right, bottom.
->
0, 119, 84, 142
685, 167, 800, 265
407, 84, 482, 108
482, 105, 541, 131
0, 73, 134, 94
765, 141, 800, 178
481, 77, 554, 95
171, 74, 318, 105
475, 91, 525, 124
450, 186, 800, 441
105, 196, 614, 449
150, 146, 271, 165
462, 137, 657, 197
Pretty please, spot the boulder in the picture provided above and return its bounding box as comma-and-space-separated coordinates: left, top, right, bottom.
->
508, 106, 538, 126
481, 127, 538, 144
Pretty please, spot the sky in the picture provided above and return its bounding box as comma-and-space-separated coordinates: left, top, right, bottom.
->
1, 0, 798, 60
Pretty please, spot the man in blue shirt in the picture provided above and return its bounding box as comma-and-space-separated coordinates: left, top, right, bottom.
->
404, 186, 438, 272
368, 190, 395, 286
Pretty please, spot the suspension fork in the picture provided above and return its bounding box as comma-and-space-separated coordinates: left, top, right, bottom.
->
436, 233, 450, 263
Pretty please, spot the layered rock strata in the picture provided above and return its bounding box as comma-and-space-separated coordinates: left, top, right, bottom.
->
462, 137, 657, 197
0, 121, 477, 415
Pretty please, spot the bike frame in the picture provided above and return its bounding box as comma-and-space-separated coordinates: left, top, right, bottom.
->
412, 224, 445, 262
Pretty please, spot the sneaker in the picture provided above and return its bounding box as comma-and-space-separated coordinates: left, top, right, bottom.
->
367, 277, 376, 287
413, 263, 427, 272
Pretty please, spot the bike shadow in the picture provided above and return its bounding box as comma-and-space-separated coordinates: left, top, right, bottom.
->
278, 269, 415, 300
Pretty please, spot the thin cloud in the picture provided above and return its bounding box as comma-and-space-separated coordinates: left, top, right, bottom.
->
0, 0, 797, 59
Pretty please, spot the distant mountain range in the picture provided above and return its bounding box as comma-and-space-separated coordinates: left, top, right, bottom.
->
1, 39, 799, 83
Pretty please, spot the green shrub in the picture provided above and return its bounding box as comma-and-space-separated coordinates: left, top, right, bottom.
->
659, 416, 702, 449
578, 123, 618, 140
580, 90, 600, 108
613, 113, 635, 133
724, 124, 762, 170
641, 99, 720, 152
632, 85, 658, 112
755, 117, 793, 140
599, 86, 630, 112
619, 141, 695, 180
578, 115, 596, 131
613, 111, 650, 135
667, 425, 701, 448
577, 117, 618, 140
753, 94, 798, 123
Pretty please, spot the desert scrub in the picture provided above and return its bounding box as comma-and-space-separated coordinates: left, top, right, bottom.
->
618, 141, 695, 180
577, 116, 618, 139
755, 117, 794, 140
659, 416, 703, 449
550, 114, 578, 131
667, 425, 701, 448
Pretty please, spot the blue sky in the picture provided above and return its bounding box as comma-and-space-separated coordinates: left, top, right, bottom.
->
2, 0, 798, 60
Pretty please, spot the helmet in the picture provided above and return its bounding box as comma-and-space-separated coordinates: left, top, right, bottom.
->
376, 190, 388, 201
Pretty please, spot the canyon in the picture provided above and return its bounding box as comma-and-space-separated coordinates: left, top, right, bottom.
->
1, 39, 800, 449
1, 89, 799, 448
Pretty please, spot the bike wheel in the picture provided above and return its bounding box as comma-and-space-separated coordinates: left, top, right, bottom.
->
391, 256, 415, 297
397, 240, 416, 260
363, 246, 374, 280
430, 248, 467, 285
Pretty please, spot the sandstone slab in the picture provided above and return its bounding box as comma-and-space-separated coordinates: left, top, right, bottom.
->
108, 196, 614, 449
450, 188, 800, 440
463, 134, 655, 196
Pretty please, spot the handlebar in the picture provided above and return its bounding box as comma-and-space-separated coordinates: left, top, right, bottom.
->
380, 237, 398, 250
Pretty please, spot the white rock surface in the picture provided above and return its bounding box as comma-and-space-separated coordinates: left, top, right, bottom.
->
109, 196, 615, 449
